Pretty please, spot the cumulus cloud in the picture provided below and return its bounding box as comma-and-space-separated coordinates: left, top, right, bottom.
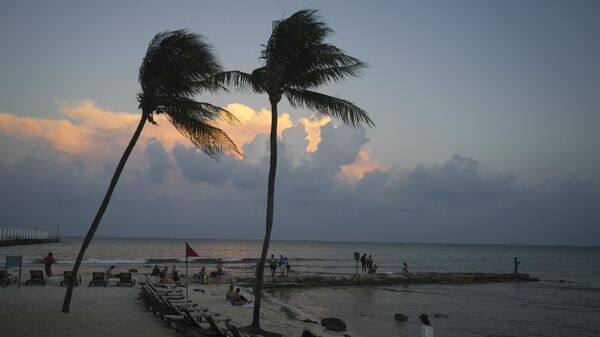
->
1, 101, 598, 245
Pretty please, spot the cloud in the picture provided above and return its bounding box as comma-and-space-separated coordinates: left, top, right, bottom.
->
1, 101, 599, 245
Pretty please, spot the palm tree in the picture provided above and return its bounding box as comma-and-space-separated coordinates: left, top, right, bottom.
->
61, 30, 239, 313
219, 9, 374, 332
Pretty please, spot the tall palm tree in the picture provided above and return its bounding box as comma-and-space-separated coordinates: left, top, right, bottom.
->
219, 9, 374, 332
61, 30, 239, 313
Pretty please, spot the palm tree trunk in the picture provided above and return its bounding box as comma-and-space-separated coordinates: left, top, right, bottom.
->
251, 98, 279, 330
61, 111, 149, 313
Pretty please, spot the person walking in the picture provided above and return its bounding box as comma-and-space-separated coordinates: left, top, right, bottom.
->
514, 257, 520, 274
269, 254, 277, 282
360, 253, 367, 273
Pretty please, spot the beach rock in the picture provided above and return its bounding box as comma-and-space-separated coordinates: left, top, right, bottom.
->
321, 318, 347, 331
394, 313, 408, 321
303, 319, 318, 324
302, 330, 318, 337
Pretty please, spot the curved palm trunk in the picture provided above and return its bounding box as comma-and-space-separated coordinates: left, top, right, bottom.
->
251, 98, 279, 330
61, 111, 149, 313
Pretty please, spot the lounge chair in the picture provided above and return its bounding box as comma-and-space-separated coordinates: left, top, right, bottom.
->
0, 270, 17, 285
203, 312, 232, 337
118, 272, 135, 287
26, 270, 45, 286
226, 321, 264, 337
60, 271, 82, 286
88, 272, 106, 287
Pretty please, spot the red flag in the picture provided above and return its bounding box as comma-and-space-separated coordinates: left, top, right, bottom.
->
186, 243, 199, 258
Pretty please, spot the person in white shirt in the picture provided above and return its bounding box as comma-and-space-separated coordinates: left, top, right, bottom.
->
419, 314, 434, 337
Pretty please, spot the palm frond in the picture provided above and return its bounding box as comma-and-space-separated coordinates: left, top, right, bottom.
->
165, 109, 241, 159
213, 70, 257, 92
138, 30, 222, 104
285, 88, 374, 127
283, 44, 366, 87
156, 97, 240, 125
263, 9, 332, 66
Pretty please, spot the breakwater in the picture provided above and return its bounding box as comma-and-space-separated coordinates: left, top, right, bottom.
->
236, 272, 538, 289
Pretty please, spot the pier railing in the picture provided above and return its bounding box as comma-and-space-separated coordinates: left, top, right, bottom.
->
0, 228, 49, 240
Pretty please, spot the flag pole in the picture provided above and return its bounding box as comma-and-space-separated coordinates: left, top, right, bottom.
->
185, 242, 189, 308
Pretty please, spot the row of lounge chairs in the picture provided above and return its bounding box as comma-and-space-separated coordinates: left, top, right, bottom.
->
139, 276, 262, 337
10, 270, 135, 287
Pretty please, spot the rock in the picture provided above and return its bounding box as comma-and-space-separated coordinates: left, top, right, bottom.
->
302, 330, 318, 337
321, 317, 347, 331
394, 313, 408, 321
433, 313, 449, 319
303, 319, 318, 324
343, 334, 351, 337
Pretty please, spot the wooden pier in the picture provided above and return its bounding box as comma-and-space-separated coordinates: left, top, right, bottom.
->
0, 238, 61, 247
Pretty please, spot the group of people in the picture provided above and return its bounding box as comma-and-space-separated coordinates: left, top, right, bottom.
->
150, 265, 181, 284
225, 284, 251, 306
359, 253, 378, 274
267, 254, 291, 281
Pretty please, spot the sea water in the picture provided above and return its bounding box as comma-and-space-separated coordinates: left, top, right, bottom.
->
1, 238, 599, 337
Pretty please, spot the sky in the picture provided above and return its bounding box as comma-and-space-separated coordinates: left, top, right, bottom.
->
0, 1, 599, 246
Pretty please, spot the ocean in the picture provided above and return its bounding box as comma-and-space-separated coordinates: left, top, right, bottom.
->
1, 238, 599, 337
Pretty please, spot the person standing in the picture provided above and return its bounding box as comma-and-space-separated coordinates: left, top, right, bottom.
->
216, 259, 224, 284
402, 262, 409, 275
419, 314, 434, 337
514, 257, 520, 274
366, 255, 374, 273
269, 254, 277, 282
360, 253, 367, 273
285, 257, 291, 277
43, 252, 55, 277
279, 255, 286, 277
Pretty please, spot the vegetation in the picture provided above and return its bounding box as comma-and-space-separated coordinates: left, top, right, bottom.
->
61, 30, 239, 313
218, 9, 373, 332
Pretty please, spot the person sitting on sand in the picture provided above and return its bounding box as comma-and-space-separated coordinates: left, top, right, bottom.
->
236, 288, 251, 304
151, 265, 160, 276
226, 284, 236, 301
171, 265, 180, 284
419, 314, 434, 337
159, 267, 170, 284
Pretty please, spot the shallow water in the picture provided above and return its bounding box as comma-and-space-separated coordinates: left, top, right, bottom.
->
2, 238, 599, 336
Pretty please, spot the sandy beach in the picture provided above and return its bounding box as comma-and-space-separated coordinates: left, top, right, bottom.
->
0, 269, 346, 337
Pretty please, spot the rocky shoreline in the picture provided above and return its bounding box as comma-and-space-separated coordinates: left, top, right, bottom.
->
233, 272, 538, 289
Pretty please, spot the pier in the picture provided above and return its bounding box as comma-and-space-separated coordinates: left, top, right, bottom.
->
0, 228, 60, 246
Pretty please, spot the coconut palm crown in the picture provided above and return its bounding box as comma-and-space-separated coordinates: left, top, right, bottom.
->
138, 30, 239, 158
219, 9, 373, 332
62, 30, 239, 314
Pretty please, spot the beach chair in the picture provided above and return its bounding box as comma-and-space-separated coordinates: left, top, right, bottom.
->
26, 270, 45, 286
60, 271, 82, 286
0, 270, 17, 285
117, 272, 135, 287
89, 272, 106, 287
203, 312, 232, 337
226, 321, 264, 337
